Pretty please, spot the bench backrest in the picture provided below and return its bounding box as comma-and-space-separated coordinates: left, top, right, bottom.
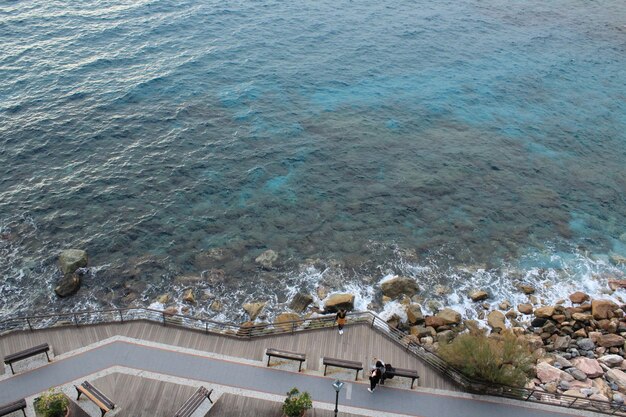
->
323, 357, 363, 369
0, 398, 27, 415
173, 387, 211, 417
81, 381, 115, 410
4, 343, 49, 363
266, 348, 305, 360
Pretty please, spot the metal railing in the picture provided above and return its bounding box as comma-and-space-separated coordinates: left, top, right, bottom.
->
1, 308, 624, 415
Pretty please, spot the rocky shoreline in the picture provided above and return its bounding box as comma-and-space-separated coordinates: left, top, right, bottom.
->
53, 248, 626, 403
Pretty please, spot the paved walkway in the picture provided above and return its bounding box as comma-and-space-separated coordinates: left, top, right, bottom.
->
0, 337, 600, 417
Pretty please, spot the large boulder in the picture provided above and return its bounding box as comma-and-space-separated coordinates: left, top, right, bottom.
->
534, 306, 555, 318
58, 249, 88, 274
598, 334, 625, 348
599, 355, 624, 368
487, 310, 506, 331
324, 293, 355, 312
380, 276, 419, 299
571, 357, 604, 378
536, 362, 574, 384
243, 301, 266, 320
606, 368, 626, 393
424, 316, 447, 329
54, 272, 82, 297
289, 293, 314, 313
255, 250, 278, 270
592, 300, 618, 320
569, 292, 590, 304
437, 308, 461, 325
469, 290, 489, 302
518, 304, 533, 314
406, 304, 424, 324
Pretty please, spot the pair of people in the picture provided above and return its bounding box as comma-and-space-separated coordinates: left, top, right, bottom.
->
368, 358, 388, 393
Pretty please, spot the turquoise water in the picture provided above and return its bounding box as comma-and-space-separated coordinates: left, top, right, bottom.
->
1, 0, 625, 320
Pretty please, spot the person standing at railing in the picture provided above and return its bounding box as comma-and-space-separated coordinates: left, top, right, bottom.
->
335, 309, 347, 335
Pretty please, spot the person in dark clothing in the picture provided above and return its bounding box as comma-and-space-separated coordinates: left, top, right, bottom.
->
368, 367, 382, 392
375, 358, 386, 385
335, 308, 347, 335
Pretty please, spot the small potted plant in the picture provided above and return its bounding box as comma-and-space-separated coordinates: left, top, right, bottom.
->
34, 389, 70, 417
282, 387, 312, 417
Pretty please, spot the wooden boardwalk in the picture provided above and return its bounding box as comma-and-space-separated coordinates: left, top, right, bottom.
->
0, 320, 462, 417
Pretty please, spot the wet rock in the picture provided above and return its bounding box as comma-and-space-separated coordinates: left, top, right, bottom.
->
577, 338, 595, 351
324, 293, 355, 312
183, 289, 195, 304
487, 310, 506, 332
518, 284, 536, 294
316, 285, 328, 300
255, 249, 278, 270
436, 308, 461, 325
210, 300, 223, 312
592, 299, 618, 320
424, 316, 447, 329
571, 357, 604, 378
499, 300, 511, 310
243, 301, 266, 320
469, 290, 489, 302
535, 306, 555, 318
54, 271, 82, 297
175, 274, 204, 284
518, 304, 533, 314
570, 292, 590, 304
610, 255, 626, 267
156, 294, 171, 304
434, 285, 450, 296
531, 317, 547, 327
406, 304, 424, 324
274, 313, 301, 331
289, 293, 314, 313
58, 249, 88, 274
380, 276, 419, 299
598, 334, 625, 348
164, 306, 178, 315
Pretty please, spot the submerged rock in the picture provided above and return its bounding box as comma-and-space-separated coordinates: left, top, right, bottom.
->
469, 290, 489, 302
255, 249, 278, 270
58, 249, 88, 274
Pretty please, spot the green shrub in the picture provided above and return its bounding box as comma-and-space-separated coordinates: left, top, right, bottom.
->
438, 331, 533, 388
282, 387, 312, 417
34, 389, 69, 417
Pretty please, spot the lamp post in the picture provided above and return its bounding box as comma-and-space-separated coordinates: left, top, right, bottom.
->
332, 379, 344, 417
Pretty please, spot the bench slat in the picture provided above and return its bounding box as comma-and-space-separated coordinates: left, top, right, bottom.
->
77, 386, 110, 412
266, 348, 306, 372
82, 382, 115, 409
4, 343, 50, 363
322, 357, 363, 381
173, 387, 213, 417
385, 367, 420, 389
0, 399, 26, 416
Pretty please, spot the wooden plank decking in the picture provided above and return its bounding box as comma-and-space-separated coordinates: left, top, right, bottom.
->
0, 320, 459, 392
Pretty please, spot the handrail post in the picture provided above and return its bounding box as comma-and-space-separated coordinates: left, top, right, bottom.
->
525, 389, 535, 400
205, 322, 208, 334
26, 318, 33, 331
568, 397, 578, 408
371, 316, 375, 328
74, 314, 79, 327
162, 311, 166, 326
118, 309, 124, 323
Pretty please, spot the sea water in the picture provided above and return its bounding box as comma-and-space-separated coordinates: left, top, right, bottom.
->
0, 0, 625, 322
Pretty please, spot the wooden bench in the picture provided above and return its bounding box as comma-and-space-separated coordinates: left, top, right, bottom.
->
75, 381, 115, 417
386, 367, 420, 389
266, 348, 306, 372
173, 386, 213, 417
323, 357, 363, 381
3, 343, 50, 374
0, 399, 26, 417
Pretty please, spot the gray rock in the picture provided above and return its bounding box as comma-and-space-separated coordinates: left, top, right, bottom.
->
609, 382, 619, 391
58, 249, 88, 274
570, 348, 580, 358
580, 388, 596, 397
554, 355, 573, 369
558, 380, 571, 391
566, 368, 588, 381
255, 249, 278, 270
614, 392, 625, 404
586, 351, 596, 359
577, 338, 595, 351
289, 292, 313, 313
599, 354, 624, 367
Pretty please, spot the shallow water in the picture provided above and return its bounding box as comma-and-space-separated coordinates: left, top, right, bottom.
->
1, 0, 625, 321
